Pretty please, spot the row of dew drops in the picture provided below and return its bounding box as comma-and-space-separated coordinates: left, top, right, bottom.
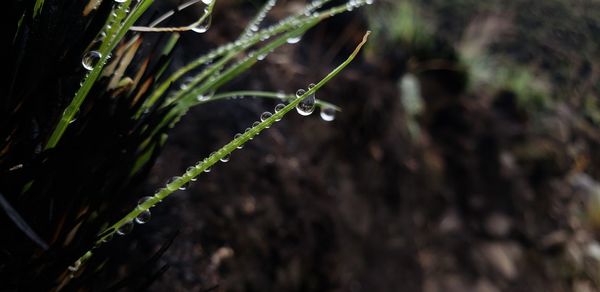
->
80, 0, 373, 72
81, 0, 368, 239
82, 0, 351, 239
111, 83, 335, 237
81, 0, 216, 71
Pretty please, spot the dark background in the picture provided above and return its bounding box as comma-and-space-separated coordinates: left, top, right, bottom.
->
110, 0, 600, 291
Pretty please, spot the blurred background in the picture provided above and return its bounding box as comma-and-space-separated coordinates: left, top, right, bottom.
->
118, 0, 600, 291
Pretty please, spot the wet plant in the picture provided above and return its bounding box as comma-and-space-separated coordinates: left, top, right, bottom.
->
0, 0, 371, 290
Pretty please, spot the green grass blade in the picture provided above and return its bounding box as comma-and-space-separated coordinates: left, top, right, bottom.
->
44, 0, 153, 149
71, 30, 370, 271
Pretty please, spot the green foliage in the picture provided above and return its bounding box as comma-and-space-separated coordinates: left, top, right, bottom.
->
0, 0, 372, 289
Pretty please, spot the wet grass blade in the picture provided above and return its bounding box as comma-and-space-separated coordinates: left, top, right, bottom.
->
70, 30, 371, 270
45, 0, 153, 150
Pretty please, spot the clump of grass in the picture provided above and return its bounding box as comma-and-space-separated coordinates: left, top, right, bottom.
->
0, 0, 371, 289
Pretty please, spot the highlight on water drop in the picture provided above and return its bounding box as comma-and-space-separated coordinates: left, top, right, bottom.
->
260, 112, 272, 122
116, 221, 134, 235
220, 153, 230, 162
286, 36, 302, 44
82, 51, 102, 71
296, 86, 316, 116
192, 11, 212, 33
320, 106, 336, 122
135, 210, 151, 224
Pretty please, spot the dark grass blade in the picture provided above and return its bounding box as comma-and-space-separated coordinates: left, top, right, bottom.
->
0, 192, 48, 250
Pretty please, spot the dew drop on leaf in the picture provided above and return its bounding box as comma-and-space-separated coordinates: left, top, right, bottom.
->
135, 210, 151, 224
260, 112, 272, 122
82, 51, 102, 71
320, 106, 336, 121
116, 221, 133, 235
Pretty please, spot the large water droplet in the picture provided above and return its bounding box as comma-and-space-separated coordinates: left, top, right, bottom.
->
286, 36, 302, 44
116, 221, 133, 235
82, 51, 102, 71
320, 107, 336, 121
257, 53, 266, 61
192, 13, 212, 33
260, 112, 272, 122
296, 87, 316, 116
135, 210, 151, 224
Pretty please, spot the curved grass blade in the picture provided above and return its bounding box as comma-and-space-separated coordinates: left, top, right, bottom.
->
70, 30, 370, 272
140, 0, 357, 113
0, 192, 49, 250
129, 0, 216, 32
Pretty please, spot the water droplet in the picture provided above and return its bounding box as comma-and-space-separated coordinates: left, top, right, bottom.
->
366, 0, 374, 4
201, 0, 213, 4
220, 153, 230, 162
252, 121, 260, 127
296, 87, 316, 116
257, 53, 266, 61
196, 94, 209, 101
296, 89, 306, 98
114, 0, 126, 3
116, 221, 133, 235
135, 210, 151, 224
102, 233, 113, 243
260, 112, 272, 122
204, 167, 211, 173
320, 107, 336, 121
186, 166, 198, 181
192, 14, 212, 33
275, 103, 285, 112
234, 133, 244, 149
287, 36, 301, 44
166, 176, 181, 191
82, 51, 102, 71
137, 196, 153, 209
250, 24, 259, 32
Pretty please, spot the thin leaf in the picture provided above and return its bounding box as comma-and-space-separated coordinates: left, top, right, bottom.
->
70, 30, 370, 270
0, 192, 49, 250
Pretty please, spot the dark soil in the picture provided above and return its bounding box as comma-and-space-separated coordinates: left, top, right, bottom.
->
116, 1, 600, 291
